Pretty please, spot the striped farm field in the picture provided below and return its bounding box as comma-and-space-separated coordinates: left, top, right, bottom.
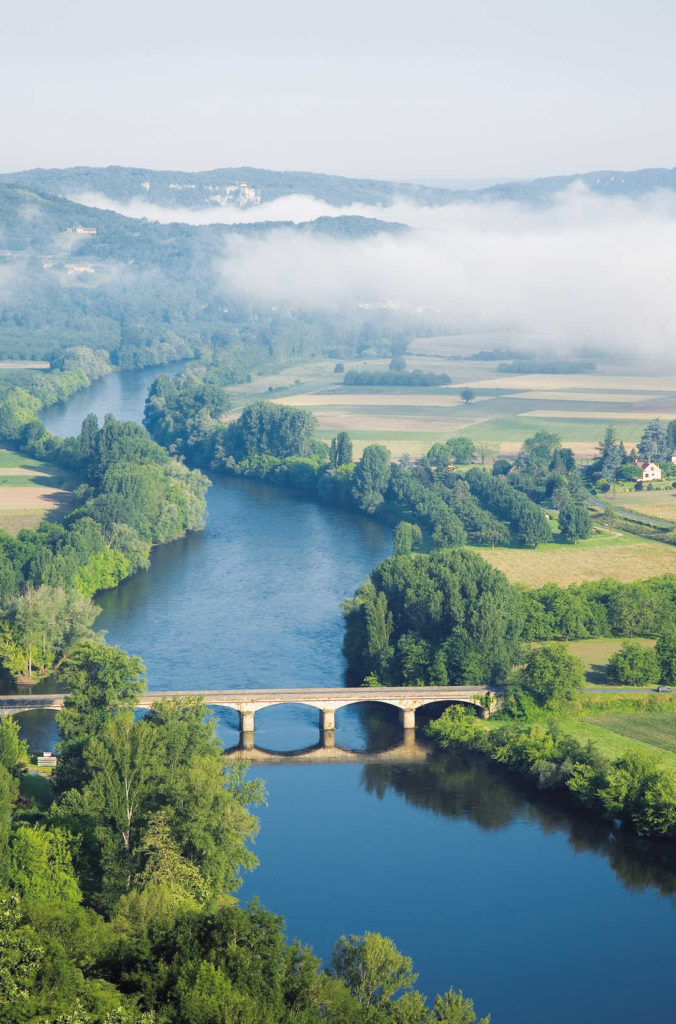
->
556, 717, 676, 773
0, 449, 74, 534
271, 392, 464, 407
462, 416, 649, 445
521, 408, 676, 420
510, 390, 663, 403
462, 373, 676, 392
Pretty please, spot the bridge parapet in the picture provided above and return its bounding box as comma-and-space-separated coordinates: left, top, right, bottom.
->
0, 686, 500, 733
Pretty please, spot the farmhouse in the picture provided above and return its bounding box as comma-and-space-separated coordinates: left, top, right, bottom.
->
635, 460, 662, 481
671, 450, 676, 465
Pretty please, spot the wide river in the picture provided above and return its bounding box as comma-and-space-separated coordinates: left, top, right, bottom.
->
19, 366, 676, 1022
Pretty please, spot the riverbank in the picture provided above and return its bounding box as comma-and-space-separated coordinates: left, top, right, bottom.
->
428, 692, 676, 841
8, 364, 676, 1024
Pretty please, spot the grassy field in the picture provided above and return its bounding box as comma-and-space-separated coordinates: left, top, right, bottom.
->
0, 449, 73, 534
538, 637, 656, 685
477, 530, 676, 585
0, 360, 49, 370
557, 716, 676, 773
584, 712, 676, 755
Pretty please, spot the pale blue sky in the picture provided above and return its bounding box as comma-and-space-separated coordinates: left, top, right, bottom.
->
3, 0, 675, 179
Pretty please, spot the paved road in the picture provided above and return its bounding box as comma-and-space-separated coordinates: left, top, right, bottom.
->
587, 494, 673, 528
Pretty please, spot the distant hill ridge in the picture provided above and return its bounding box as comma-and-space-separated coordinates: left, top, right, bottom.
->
2, 164, 676, 210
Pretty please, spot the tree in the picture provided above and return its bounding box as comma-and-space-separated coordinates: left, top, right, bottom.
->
0, 895, 43, 1022
433, 988, 491, 1023
656, 628, 676, 686
638, 419, 669, 463
77, 413, 99, 464
558, 501, 592, 543
0, 717, 27, 775
352, 444, 391, 513
597, 425, 623, 481
330, 431, 353, 468
448, 437, 476, 464
390, 357, 407, 371
607, 642, 660, 687
393, 522, 423, 556
330, 932, 418, 1007
0, 586, 99, 682
667, 419, 676, 454
54, 641, 146, 792
10, 826, 82, 905
227, 402, 318, 461
459, 388, 475, 404
74, 713, 161, 905
510, 644, 586, 708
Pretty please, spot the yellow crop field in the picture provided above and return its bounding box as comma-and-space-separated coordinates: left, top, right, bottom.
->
272, 392, 463, 408
477, 534, 676, 586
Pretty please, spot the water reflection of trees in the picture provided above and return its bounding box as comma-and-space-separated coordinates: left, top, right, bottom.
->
361, 748, 676, 898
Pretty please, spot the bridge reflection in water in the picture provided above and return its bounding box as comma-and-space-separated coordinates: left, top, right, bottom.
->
223, 729, 430, 764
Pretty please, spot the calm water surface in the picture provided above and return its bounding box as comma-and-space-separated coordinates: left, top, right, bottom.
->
18, 368, 676, 1024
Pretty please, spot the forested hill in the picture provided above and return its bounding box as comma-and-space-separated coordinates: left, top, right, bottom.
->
0, 183, 407, 363
0, 164, 459, 208
3, 163, 676, 211
0, 182, 402, 250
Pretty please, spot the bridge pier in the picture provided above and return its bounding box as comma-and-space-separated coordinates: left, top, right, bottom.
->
240, 730, 255, 750
400, 707, 416, 730
320, 708, 335, 732
401, 727, 416, 750
240, 709, 255, 736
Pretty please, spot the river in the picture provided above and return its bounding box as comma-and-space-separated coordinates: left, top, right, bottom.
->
17, 366, 676, 1023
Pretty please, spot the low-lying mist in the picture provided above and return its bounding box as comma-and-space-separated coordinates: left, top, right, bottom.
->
213, 185, 676, 360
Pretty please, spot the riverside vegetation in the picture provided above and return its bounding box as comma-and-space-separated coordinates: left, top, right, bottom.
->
0, 407, 208, 684
0, 371, 493, 1020
2, 356, 674, 1019
0, 675, 490, 1023
142, 372, 676, 842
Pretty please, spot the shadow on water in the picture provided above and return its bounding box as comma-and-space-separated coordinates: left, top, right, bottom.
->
361, 744, 676, 899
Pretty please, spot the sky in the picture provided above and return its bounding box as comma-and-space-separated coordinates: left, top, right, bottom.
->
2, 0, 676, 181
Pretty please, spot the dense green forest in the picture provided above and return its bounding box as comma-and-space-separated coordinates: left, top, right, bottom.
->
0, 412, 207, 683
1, 678, 490, 1023
0, 183, 414, 363
144, 380, 588, 550
341, 542, 676, 840
343, 369, 452, 387
0, 346, 112, 429
342, 547, 676, 686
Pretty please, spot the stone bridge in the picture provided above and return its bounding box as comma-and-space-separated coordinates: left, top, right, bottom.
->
0, 685, 498, 742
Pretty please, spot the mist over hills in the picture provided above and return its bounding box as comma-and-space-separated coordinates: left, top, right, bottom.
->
0, 180, 411, 366
3, 163, 676, 213
2, 162, 676, 369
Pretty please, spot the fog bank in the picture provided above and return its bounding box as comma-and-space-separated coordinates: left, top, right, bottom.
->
216, 185, 676, 358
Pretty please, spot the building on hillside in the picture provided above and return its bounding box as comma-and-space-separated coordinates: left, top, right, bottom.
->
635, 460, 662, 481
671, 450, 676, 465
